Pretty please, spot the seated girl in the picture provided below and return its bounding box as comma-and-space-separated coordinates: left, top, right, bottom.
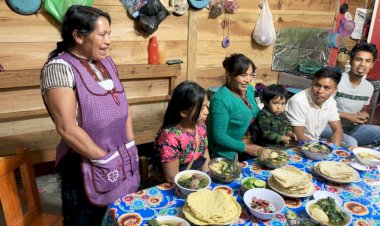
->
154, 81, 210, 183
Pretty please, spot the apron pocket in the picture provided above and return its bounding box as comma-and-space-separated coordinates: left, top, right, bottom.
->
126, 140, 139, 175
120, 140, 139, 176
90, 149, 124, 193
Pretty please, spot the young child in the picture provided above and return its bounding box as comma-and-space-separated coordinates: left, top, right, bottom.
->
154, 81, 210, 183
253, 84, 295, 148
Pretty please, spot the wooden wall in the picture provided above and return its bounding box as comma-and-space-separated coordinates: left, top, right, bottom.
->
0, 0, 368, 161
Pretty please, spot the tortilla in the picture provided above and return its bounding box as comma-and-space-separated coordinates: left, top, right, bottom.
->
316, 161, 355, 180
269, 175, 311, 195
183, 189, 241, 225
271, 165, 312, 188
268, 165, 313, 195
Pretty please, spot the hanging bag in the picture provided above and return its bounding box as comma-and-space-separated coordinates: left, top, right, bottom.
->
44, 0, 94, 23
252, 0, 276, 46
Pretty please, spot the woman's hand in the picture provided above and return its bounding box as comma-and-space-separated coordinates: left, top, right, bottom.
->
245, 144, 263, 157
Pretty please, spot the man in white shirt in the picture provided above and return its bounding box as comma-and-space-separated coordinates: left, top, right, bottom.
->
321, 42, 380, 147
286, 67, 343, 146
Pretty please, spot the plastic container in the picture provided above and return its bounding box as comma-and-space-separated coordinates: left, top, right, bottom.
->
148, 36, 159, 64
344, 60, 351, 73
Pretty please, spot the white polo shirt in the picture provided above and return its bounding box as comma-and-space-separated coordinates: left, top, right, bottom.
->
285, 88, 340, 141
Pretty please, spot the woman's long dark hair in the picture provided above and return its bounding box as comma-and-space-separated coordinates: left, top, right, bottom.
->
48, 5, 111, 60
161, 81, 206, 129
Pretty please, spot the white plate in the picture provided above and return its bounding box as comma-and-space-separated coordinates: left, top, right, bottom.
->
349, 162, 370, 172
313, 162, 361, 184
312, 191, 343, 206
267, 175, 315, 198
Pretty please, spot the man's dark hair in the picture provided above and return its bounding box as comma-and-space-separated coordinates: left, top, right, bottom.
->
350, 42, 378, 60
314, 67, 341, 85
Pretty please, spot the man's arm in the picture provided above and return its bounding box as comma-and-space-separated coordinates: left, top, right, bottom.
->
292, 126, 311, 142
339, 100, 371, 124
328, 120, 343, 146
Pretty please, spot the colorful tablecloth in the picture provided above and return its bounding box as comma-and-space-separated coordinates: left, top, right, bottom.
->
102, 145, 380, 226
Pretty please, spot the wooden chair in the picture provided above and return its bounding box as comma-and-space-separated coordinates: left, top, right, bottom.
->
0, 146, 63, 226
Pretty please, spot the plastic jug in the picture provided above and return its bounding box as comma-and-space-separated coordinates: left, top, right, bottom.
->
148, 36, 159, 64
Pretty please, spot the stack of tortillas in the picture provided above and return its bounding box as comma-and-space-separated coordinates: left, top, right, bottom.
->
269, 165, 313, 195
315, 161, 357, 181
183, 189, 241, 225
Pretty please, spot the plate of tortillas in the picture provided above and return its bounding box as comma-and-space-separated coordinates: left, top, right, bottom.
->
182, 189, 241, 225
313, 161, 361, 184
267, 165, 315, 198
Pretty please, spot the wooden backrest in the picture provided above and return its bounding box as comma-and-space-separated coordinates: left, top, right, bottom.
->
0, 146, 42, 226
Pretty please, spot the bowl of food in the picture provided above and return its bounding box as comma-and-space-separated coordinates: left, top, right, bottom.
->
301, 141, 331, 161
208, 157, 241, 183
174, 170, 211, 196
353, 147, 380, 167
147, 215, 190, 226
306, 197, 352, 226
243, 188, 285, 220
258, 148, 289, 169
240, 177, 266, 195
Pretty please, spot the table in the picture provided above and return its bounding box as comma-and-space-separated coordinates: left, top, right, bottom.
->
102, 144, 380, 226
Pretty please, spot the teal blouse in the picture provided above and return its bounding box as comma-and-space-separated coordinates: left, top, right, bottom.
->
208, 84, 260, 160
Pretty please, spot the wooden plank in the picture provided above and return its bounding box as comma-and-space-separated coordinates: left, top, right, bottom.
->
195, 67, 278, 89
117, 64, 180, 79
0, 41, 187, 70
197, 12, 335, 41
187, 10, 197, 81
0, 64, 180, 89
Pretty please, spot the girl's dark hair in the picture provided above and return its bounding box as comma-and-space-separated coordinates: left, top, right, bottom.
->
223, 53, 256, 78
314, 67, 341, 85
48, 5, 111, 60
350, 42, 378, 60
161, 81, 206, 129
262, 84, 288, 104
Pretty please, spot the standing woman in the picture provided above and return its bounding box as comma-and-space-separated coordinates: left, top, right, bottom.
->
40, 6, 140, 226
208, 53, 263, 160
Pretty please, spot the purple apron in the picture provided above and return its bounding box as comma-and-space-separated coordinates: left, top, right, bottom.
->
55, 52, 140, 206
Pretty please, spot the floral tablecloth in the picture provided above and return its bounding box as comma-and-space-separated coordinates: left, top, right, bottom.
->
102, 145, 380, 226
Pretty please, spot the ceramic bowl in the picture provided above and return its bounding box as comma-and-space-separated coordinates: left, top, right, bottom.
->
174, 170, 211, 197
243, 188, 285, 220
155, 215, 190, 226
306, 199, 352, 226
353, 147, 380, 167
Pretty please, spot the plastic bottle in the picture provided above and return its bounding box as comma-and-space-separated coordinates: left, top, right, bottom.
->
148, 36, 159, 64
344, 60, 351, 73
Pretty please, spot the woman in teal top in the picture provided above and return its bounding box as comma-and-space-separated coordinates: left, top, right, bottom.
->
208, 53, 263, 160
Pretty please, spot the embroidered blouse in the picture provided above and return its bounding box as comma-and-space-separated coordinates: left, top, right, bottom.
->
155, 124, 208, 165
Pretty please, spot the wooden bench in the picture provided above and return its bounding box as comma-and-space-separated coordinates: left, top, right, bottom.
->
0, 64, 180, 164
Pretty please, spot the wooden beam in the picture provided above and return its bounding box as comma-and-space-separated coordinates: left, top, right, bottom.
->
187, 10, 198, 81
